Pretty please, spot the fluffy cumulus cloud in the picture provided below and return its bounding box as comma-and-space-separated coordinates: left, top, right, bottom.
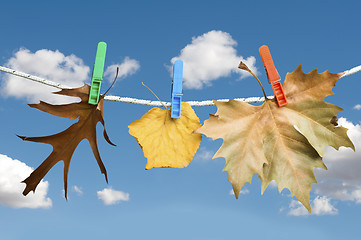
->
103, 57, 140, 83
72, 185, 83, 196
170, 30, 258, 89
97, 187, 130, 205
288, 196, 338, 216
1, 48, 90, 104
313, 118, 361, 203
229, 188, 249, 196
0, 154, 52, 209
195, 147, 214, 161
354, 104, 361, 110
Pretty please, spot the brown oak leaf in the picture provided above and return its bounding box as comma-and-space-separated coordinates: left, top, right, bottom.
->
18, 84, 115, 198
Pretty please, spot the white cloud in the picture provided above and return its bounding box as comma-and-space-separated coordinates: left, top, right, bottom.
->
0, 154, 52, 209
313, 183, 361, 204
312, 196, 338, 215
240, 188, 250, 194
229, 188, 249, 195
72, 185, 83, 196
269, 180, 278, 188
354, 104, 361, 110
104, 57, 140, 82
288, 196, 338, 216
195, 147, 214, 161
97, 187, 130, 205
1, 48, 90, 104
313, 118, 361, 203
170, 30, 258, 89
288, 199, 309, 216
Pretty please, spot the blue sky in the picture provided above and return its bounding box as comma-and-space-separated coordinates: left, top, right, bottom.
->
0, 0, 360, 239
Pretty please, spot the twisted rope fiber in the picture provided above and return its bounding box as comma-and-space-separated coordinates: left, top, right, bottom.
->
1, 65, 360, 107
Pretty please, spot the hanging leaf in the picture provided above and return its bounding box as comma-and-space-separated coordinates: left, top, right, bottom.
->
19, 84, 115, 198
129, 102, 202, 169
195, 65, 354, 212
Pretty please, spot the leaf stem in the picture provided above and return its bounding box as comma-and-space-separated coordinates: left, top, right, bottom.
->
141, 82, 167, 109
103, 67, 119, 96
238, 61, 268, 100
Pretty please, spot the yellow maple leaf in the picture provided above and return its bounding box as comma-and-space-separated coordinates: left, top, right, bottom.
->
129, 102, 202, 169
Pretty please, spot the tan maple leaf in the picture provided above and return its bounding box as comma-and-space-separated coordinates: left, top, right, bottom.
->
129, 102, 202, 169
195, 64, 354, 212
18, 84, 115, 198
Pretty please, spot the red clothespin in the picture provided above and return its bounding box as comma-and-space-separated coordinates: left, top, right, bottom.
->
259, 45, 287, 107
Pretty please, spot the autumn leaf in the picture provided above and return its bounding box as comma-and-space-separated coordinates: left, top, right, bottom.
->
195, 65, 354, 212
18, 84, 115, 198
129, 102, 202, 169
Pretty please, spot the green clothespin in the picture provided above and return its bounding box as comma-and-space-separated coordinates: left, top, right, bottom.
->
88, 42, 107, 105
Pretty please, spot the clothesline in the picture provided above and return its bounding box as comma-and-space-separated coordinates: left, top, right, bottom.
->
0, 65, 360, 107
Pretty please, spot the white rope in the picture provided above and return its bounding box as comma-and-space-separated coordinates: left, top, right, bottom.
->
339, 65, 361, 79
1, 65, 360, 106
0, 65, 70, 89
104, 95, 270, 106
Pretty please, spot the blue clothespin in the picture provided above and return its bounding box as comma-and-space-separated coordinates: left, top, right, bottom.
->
171, 60, 183, 119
